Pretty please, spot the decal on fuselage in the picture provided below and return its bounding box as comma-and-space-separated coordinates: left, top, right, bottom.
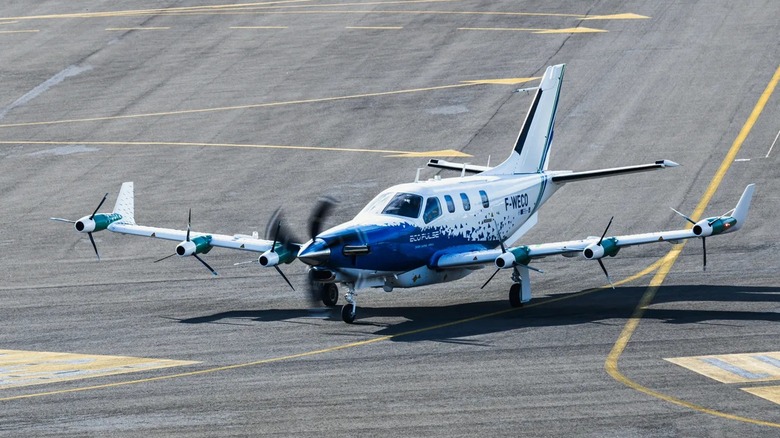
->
504, 192, 531, 215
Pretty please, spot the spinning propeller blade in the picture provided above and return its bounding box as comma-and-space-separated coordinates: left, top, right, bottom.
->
671, 207, 708, 271
596, 217, 614, 288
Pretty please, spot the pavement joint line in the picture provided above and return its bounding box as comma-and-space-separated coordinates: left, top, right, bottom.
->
604, 63, 780, 428
0, 258, 661, 402
0, 83, 476, 129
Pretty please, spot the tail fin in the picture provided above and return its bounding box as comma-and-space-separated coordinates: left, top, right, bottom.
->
730, 184, 755, 232
113, 182, 136, 225
484, 64, 565, 175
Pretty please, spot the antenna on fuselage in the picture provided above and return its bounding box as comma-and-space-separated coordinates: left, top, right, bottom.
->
415, 168, 424, 183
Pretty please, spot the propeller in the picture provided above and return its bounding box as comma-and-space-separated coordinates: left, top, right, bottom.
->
155, 209, 217, 276
480, 238, 508, 290
269, 221, 295, 291
261, 197, 339, 301
670, 207, 707, 271
51, 192, 108, 260
309, 196, 338, 240
596, 216, 615, 289
481, 228, 542, 290
86, 193, 108, 260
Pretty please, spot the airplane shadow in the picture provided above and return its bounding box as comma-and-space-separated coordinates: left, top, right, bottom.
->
175, 284, 780, 343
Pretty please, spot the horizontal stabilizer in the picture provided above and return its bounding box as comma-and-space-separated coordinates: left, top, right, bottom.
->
551, 160, 678, 184
427, 159, 491, 174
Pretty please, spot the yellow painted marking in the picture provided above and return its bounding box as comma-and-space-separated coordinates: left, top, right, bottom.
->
534, 27, 608, 34
743, 386, 780, 406
0, 140, 472, 158
345, 26, 403, 30
0, 78, 526, 130
0, 30, 39, 34
461, 77, 540, 86
459, 27, 607, 34
605, 64, 780, 428
582, 13, 649, 20
230, 25, 287, 29
0, 1, 314, 21
105, 27, 170, 31
0, 20, 20, 25
666, 352, 780, 384
0, 5, 648, 21
0, 349, 197, 390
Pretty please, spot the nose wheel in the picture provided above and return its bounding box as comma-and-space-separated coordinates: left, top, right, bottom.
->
341, 303, 356, 323
341, 285, 357, 323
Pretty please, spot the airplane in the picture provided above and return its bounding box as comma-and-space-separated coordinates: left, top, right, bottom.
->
52, 64, 755, 324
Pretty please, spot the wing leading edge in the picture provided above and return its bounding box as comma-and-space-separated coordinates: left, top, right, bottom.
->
107, 182, 275, 253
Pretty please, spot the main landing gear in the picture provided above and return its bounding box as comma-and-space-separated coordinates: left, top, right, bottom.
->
509, 283, 523, 308
341, 284, 357, 324
508, 266, 531, 308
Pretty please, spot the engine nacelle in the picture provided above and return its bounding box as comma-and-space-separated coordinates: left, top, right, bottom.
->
176, 235, 213, 257
583, 237, 619, 260
258, 244, 296, 267
495, 246, 532, 269
693, 217, 737, 237
495, 253, 515, 269
75, 213, 122, 233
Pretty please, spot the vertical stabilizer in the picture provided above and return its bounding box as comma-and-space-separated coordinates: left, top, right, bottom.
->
113, 182, 136, 225
484, 64, 566, 175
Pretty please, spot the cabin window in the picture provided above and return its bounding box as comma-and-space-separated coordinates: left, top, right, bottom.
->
479, 190, 489, 208
460, 193, 471, 211
382, 193, 422, 219
423, 197, 442, 224
444, 195, 455, 213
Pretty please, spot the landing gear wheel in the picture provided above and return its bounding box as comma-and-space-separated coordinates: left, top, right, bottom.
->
509, 283, 523, 308
321, 283, 339, 307
341, 303, 356, 324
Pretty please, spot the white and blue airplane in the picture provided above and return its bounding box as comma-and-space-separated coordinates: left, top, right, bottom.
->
53, 64, 755, 323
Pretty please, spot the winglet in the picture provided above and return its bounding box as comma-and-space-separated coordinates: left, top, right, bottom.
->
730, 184, 755, 232
112, 182, 136, 225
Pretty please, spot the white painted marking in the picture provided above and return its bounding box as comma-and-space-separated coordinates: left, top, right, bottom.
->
766, 129, 780, 158
734, 158, 751, 162
0, 64, 92, 121
26, 145, 100, 157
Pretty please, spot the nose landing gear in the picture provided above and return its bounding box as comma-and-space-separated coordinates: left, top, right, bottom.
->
341, 284, 357, 324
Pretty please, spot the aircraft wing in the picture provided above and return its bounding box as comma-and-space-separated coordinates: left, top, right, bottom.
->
434, 184, 755, 271
108, 223, 275, 253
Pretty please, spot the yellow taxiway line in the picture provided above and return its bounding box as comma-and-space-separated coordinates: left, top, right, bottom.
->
605, 63, 780, 428
0, 78, 538, 130
0, 140, 471, 158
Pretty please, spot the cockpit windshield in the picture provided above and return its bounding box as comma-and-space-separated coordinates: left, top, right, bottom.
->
381, 193, 423, 219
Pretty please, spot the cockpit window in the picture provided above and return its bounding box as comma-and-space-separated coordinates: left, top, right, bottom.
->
382, 193, 423, 219
423, 197, 442, 224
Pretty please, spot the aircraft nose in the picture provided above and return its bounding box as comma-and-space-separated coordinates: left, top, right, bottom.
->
298, 239, 331, 266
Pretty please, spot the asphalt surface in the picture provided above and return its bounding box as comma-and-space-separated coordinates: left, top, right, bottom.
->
1, 0, 779, 436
